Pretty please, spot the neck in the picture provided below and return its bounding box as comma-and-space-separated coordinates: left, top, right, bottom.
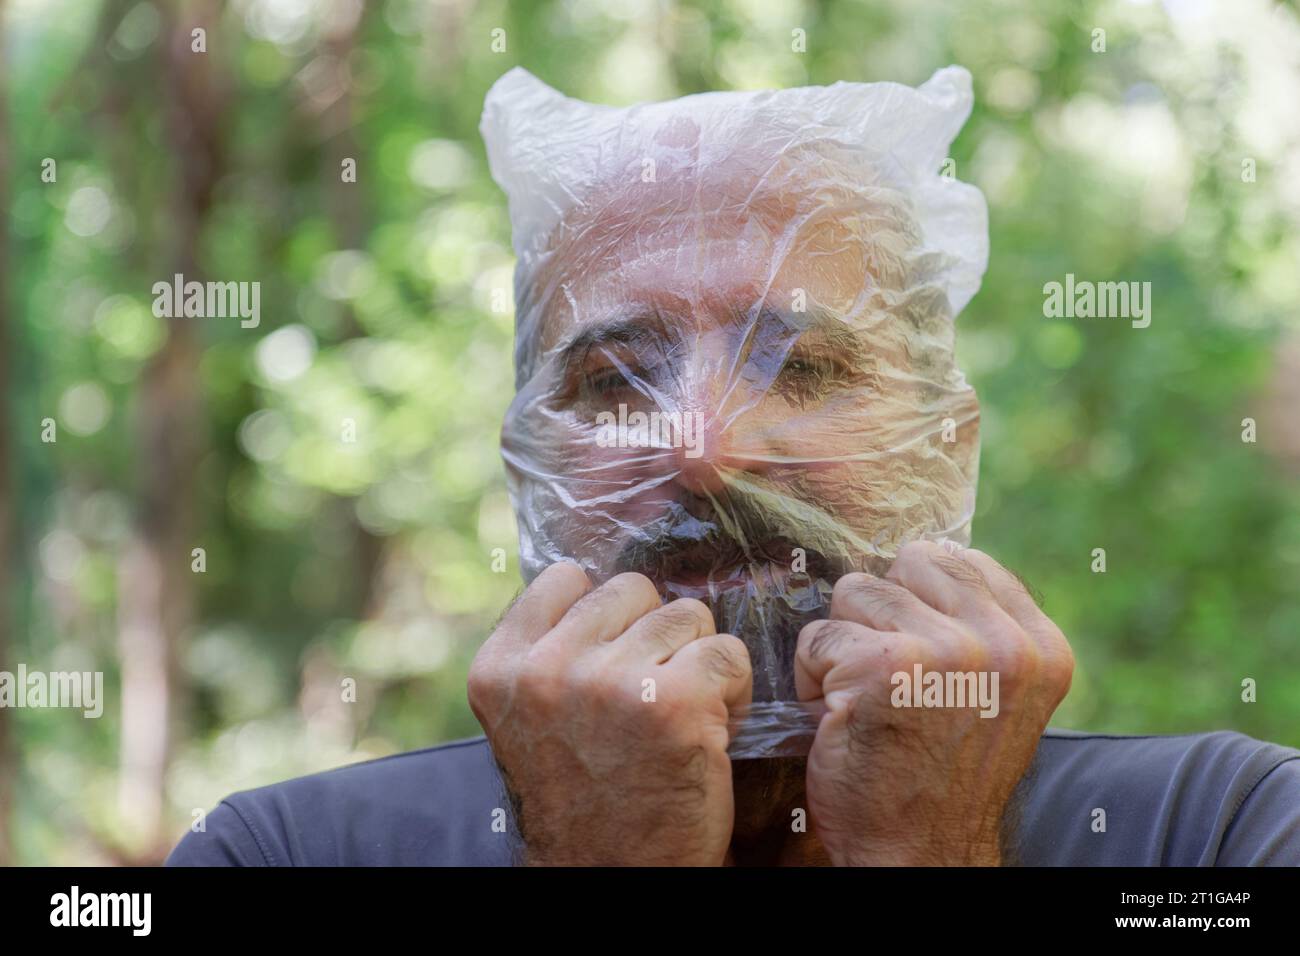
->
726, 756, 831, 866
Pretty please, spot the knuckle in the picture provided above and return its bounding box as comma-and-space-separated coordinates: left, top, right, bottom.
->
633, 614, 678, 650
887, 540, 939, 585
516, 657, 571, 708
609, 571, 661, 606
573, 660, 627, 707
714, 633, 751, 668
656, 600, 708, 633
970, 551, 1044, 609
1044, 637, 1076, 690
933, 551, 993, 593
987, 627, 1038, 681
699, 639, 749, 682
541, 560, 591, 591
669, 597, 714, 631
795, 619, 823, 655
834, 571, 880, 598
869, 588, 914, 621
961, 548, 1001, 573
466, 661, 506, 711
935, 625, 989, 671
836, 573, 908, 609
800, 619, 860, 663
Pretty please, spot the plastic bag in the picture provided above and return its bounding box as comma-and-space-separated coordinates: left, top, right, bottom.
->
480, 66, 988, 759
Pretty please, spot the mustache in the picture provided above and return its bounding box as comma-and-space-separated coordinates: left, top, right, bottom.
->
612, 488, 851, 587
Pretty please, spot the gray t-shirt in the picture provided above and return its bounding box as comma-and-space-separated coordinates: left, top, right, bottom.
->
166, 728, 1300, 866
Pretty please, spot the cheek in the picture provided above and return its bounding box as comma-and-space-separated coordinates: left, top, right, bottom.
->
552, 438, 682, 527
734, 389, 880, 459
757, 426, 971, 541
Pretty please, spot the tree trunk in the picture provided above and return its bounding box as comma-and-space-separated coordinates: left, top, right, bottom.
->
0, 0, 17, 869
115, 2, 226, 858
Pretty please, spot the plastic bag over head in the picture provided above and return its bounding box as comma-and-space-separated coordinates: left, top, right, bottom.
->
480, 66, 989, 758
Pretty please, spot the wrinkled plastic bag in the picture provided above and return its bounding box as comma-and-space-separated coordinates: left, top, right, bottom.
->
480, 66, 988, 759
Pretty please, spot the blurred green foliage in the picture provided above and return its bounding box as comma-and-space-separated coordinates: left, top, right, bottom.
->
4, 0, 1298, 864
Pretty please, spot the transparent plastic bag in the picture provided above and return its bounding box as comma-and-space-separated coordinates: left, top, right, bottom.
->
480, 66, 988, 759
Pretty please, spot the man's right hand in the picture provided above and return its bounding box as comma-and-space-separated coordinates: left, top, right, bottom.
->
467, 562, 752, 865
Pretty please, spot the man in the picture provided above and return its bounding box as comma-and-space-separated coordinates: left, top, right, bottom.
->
169, 68, 1300, 867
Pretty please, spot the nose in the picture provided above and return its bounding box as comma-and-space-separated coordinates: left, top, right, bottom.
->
672, 408, 727, 496
669, 390, 775, 497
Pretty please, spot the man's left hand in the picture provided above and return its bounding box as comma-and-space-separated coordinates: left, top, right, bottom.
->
795, 540, 1074, 866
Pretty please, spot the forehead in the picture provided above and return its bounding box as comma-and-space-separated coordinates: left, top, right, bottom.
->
525, 154, 919, 358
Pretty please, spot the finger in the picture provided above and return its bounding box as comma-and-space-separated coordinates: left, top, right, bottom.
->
547, 571, 663, 647
610, 598, 715, 664
958, 549, 1046, 629
794, 618, 891, 701
961, 549, 1071, 663
829, 570, 953, 634
492, 561, 592, 650
666, 633, 753, 712
886, 540, 1014, 630
795, 620, 862, 701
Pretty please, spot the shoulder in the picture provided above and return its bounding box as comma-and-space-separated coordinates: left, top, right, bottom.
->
1015, 728, 1300, 866
166, 736, 515, 866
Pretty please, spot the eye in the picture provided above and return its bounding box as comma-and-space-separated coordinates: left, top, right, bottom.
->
778, 353, 836, 388
578, 351, 662, 404
774, 352, 857, 405
781, 357, 821, 378
585, 364, 634, 395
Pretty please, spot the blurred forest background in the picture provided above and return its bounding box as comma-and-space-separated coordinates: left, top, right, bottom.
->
1, 0, 1297, 865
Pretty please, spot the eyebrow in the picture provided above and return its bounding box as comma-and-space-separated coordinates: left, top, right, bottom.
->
777, 309, 870, 363
552, 307, 868, 376
554, 313, 669, 377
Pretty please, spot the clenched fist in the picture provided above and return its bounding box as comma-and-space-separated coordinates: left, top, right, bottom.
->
795, 540, 1075, 866
467, 562, 753, 865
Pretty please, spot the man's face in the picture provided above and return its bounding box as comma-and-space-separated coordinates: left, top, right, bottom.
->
502, 152, 979, 702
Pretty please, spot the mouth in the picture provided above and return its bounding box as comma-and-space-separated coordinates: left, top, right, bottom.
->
664, 563, 782, 598
652, 539, 826, 600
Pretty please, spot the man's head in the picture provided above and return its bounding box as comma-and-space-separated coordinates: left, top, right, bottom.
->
482, 67, 988, 712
